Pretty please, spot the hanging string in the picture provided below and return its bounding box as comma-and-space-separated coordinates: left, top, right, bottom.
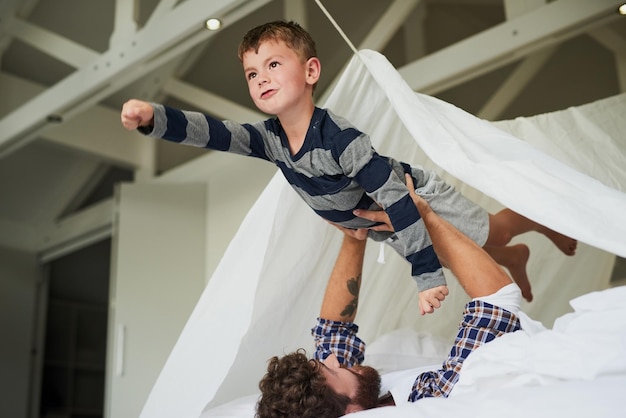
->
377, 242, 386, 264
315, 0, 384, 264
314, 0, 358, 55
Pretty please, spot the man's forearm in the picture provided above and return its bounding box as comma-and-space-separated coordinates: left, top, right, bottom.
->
410, 182, 511, 299
319, 235, 367, 322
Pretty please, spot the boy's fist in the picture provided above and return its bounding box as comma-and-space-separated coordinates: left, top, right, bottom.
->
418, 285, 449, 315
121, 99, 154, 130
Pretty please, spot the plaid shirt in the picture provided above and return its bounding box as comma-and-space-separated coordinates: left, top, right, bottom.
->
311, 300, 521, 402
409, 300, 521, 401
312, 318, 365, 367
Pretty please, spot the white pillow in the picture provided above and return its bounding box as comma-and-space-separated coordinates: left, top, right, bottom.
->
364, 328, 448, 374
200, 394, 258, 417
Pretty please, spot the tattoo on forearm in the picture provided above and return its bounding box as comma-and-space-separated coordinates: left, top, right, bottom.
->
340, 273, 361, 318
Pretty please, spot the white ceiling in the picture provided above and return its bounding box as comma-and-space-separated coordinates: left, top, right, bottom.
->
1, 0, 625, 259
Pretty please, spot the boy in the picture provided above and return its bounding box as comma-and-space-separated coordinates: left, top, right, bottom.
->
121, 20, 576, 314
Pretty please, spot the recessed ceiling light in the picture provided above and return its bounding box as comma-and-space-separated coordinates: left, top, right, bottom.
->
205, 18, 222, 31
619, 4, 626, 15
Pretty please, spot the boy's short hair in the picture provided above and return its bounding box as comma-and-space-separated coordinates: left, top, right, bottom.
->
238, 20, 317, 63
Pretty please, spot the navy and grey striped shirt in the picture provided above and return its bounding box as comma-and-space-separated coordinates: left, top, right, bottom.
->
144, 104, 444, 291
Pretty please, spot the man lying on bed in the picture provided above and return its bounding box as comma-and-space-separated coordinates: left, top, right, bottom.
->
256, 174, 524, 418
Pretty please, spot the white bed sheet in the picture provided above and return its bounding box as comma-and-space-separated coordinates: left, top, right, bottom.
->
202, 286, 626, 418
354, 376, 626, 418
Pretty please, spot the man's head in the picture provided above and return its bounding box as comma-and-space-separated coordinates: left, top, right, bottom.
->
238, 20, 317, 64
256, 350, 381, 418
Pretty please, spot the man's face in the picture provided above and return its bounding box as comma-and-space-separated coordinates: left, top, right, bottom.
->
320, 354, 381, 412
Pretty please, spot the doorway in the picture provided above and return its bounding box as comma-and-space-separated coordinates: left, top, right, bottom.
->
38, 239, 110, 418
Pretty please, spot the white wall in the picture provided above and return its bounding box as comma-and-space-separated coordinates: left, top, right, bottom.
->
0, 246, 39, 418
106, 183, 208, 418
106, 152, 276, 417
156, 151, 278, 281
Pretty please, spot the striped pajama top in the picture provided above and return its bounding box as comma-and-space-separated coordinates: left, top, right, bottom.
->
142, 104, 444, 291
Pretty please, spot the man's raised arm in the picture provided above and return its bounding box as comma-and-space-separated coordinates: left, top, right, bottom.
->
319, 235, 367, 322
404, 174, 512, 299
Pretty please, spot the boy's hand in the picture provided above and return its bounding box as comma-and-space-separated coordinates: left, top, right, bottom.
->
121, 99, 154, 130
418, 285, 449, 315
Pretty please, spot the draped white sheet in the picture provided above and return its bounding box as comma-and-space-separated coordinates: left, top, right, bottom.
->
140, 51, 626, 418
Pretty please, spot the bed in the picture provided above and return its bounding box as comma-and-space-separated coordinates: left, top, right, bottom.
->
139, 50, 626, 418
202, 285, 626, 417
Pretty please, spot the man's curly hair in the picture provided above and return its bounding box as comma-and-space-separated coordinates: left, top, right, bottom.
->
255, 349, 350, 418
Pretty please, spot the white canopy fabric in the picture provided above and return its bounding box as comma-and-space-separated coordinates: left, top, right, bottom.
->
140, 50, 626, 418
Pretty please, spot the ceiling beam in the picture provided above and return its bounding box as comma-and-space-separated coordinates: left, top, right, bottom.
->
145, 0, 179, 29
403, 1, 427, 62
42, 105, 155, 168
473, 0, 551, 120
59, 164, 113, 217
38, 199, 114, 262
0, 0, 273, 159
0, 197, 113, 257
503, 0, 546, 20
477, 46, 557, 120
589, 27, 626, 55
162, 78, 265, 122
35, 161, 105, 223
320, 0, 421, 103
109, 0, 138, 47
284, 0, 308, 28
0, 72, 153, 169
359, 0, 421, 52
4, 15, 99, 67
399, 0, 624, 94
0, 0, 39, 64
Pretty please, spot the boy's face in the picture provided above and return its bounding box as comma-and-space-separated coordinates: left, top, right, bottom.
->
242, 40, 320, 117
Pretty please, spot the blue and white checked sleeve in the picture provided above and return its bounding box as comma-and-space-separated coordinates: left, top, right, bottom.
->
312, 318, 365, 367
409, 300, 522, 401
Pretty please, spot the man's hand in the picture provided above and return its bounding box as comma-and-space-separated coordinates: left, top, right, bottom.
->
418, 285, 449, 315
351, 208, 393, 233
327, 207, 392, 241
326, 221, 370, 241
327, 203, 395, 240
121, 99, 154, 130
403, 174, 433, 218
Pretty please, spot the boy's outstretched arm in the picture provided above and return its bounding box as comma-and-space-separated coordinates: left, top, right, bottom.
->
121, 99, 154, 130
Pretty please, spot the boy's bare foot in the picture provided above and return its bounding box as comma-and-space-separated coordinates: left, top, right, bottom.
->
537, 226, 577, 256
485, 243, 532, 302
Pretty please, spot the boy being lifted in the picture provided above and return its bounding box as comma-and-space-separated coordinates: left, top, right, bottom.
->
121, 20, 577, 314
